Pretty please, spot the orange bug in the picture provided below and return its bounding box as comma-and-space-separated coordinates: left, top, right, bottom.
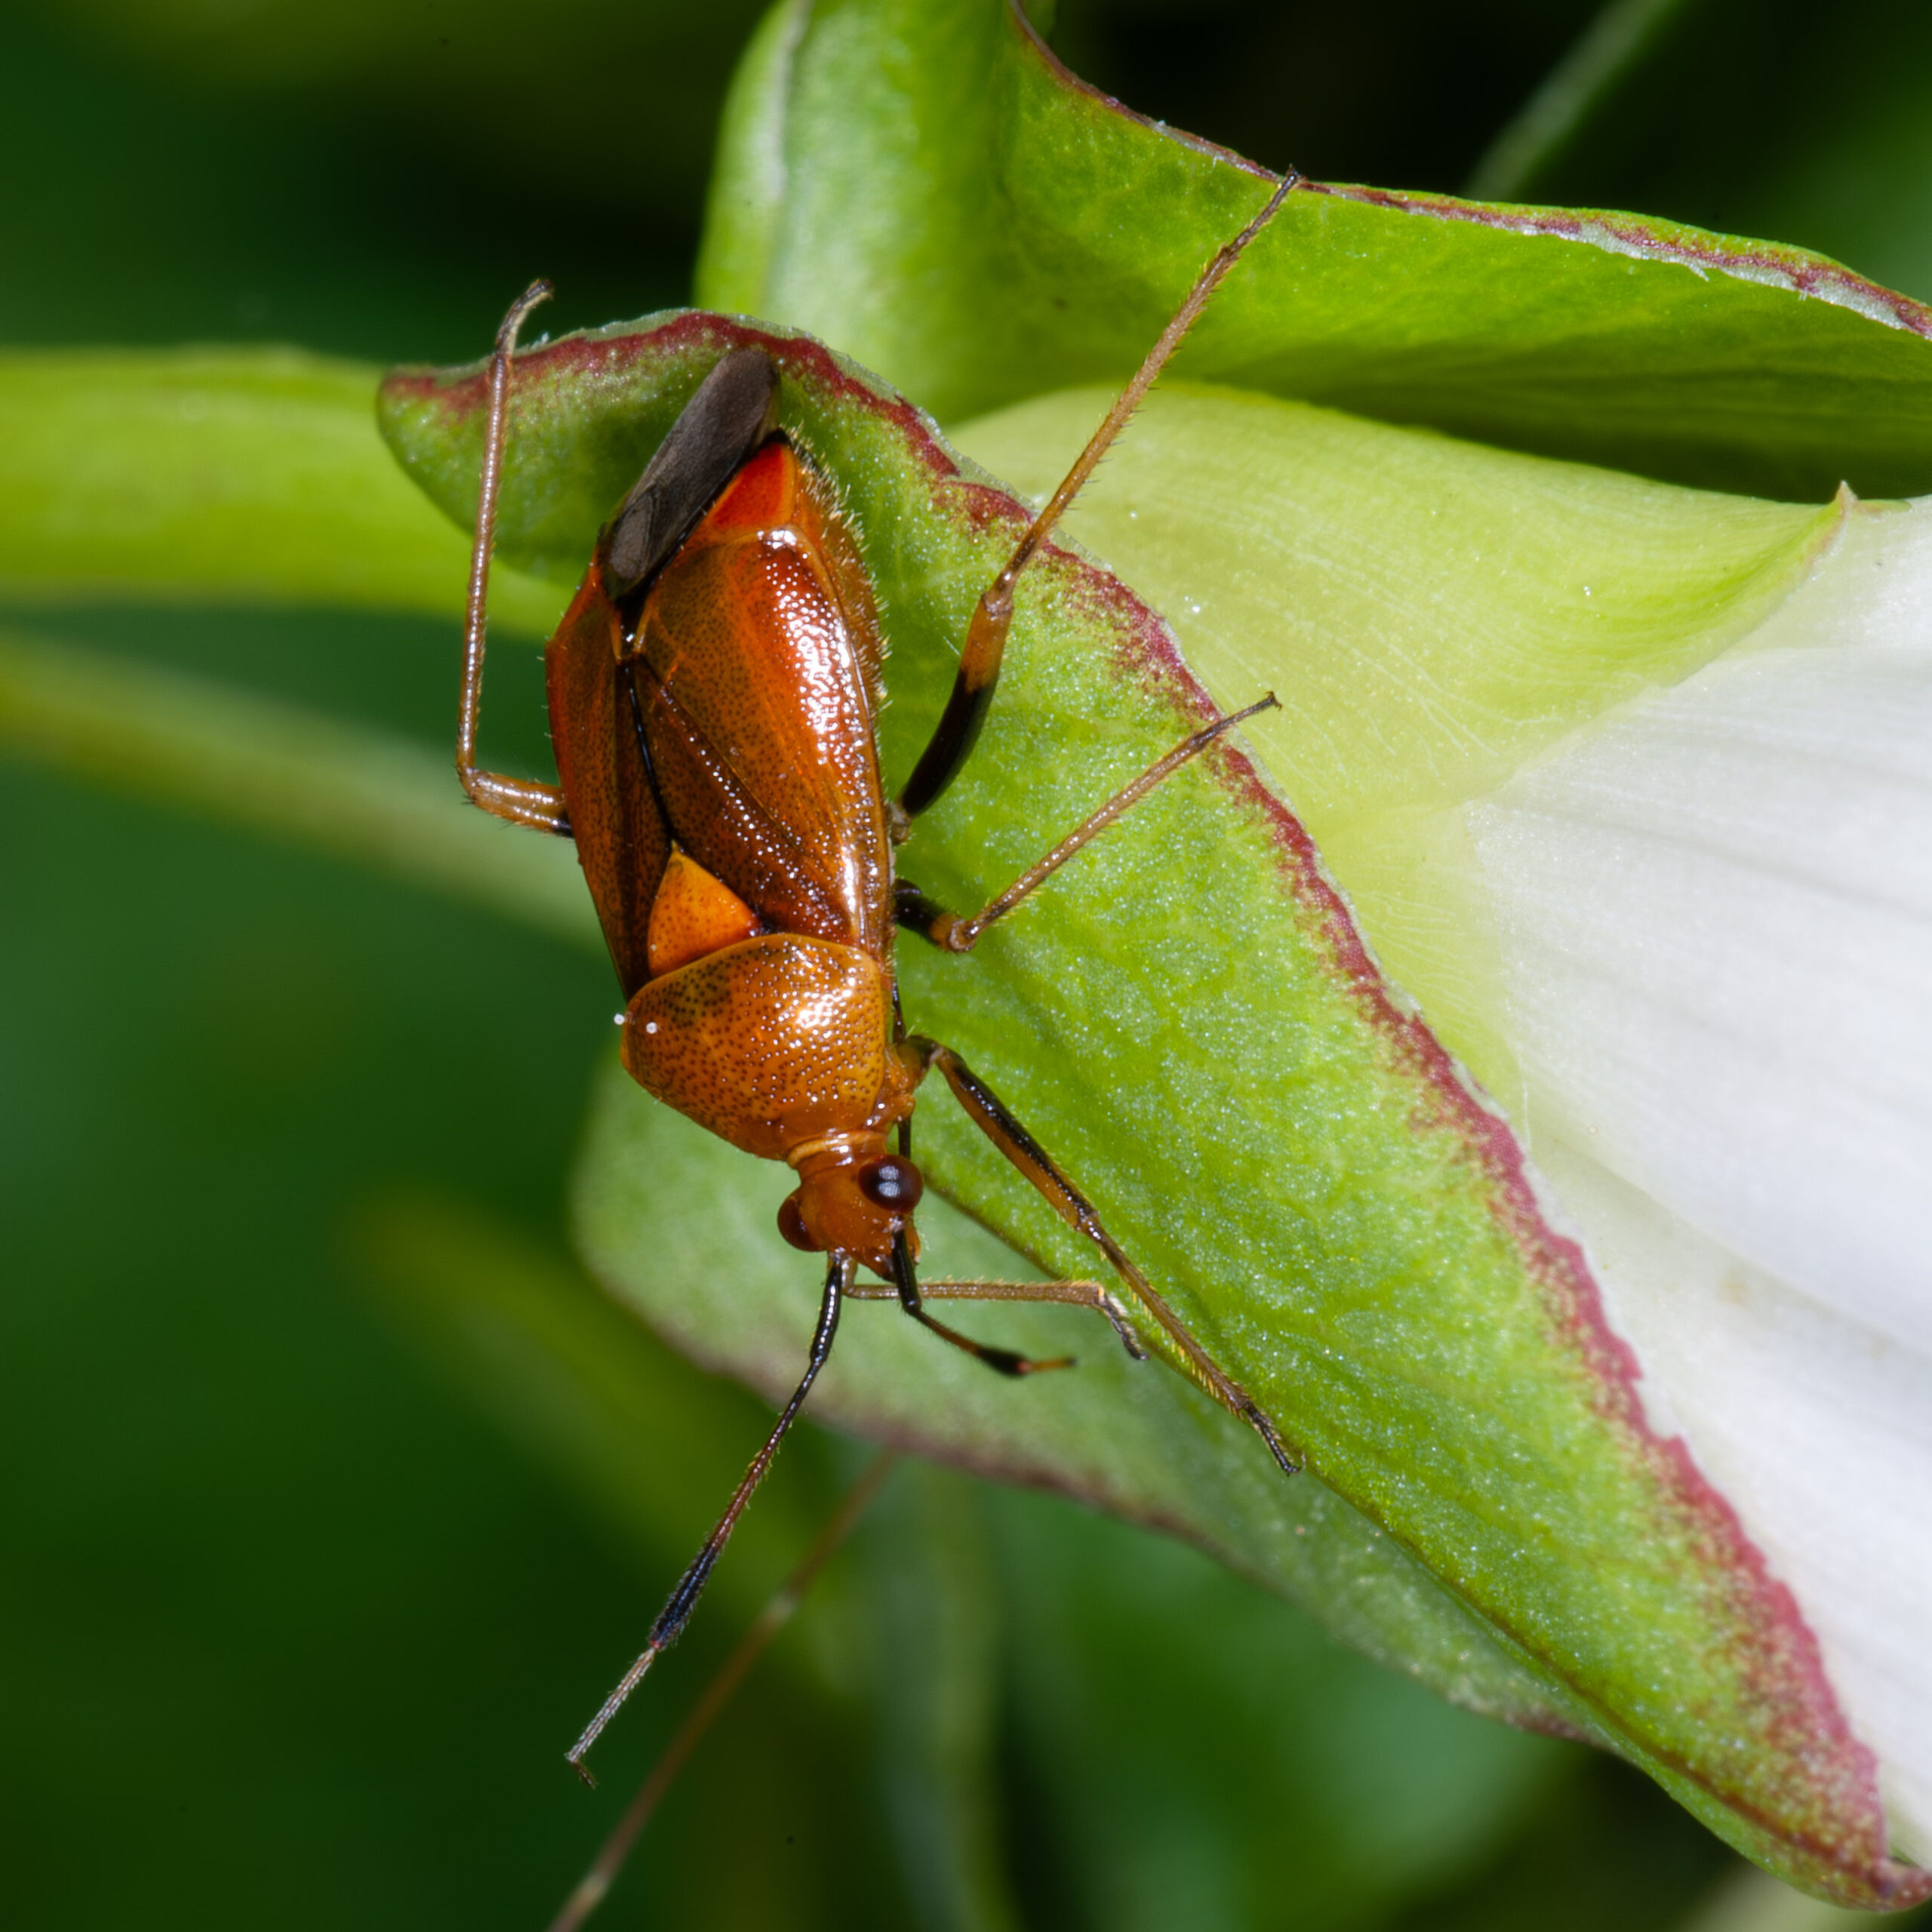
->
455, 173, 1303, 1784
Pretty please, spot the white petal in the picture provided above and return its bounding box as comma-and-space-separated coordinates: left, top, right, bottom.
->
1463, 499, 1932, 1852
1534, 1137, 1932, 1863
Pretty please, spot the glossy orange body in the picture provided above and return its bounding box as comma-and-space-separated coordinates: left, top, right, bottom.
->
546, 438, 916, 1272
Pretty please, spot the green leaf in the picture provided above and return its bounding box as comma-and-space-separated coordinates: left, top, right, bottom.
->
698, 0, 1932, 502
0, 348, 561, 632
380, 315, 1910, 1904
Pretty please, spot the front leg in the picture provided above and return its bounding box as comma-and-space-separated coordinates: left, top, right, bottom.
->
881, 1226, 1076, 1378
844, 1269, 1147, 1361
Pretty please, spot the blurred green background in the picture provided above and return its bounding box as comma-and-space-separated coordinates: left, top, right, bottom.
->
5, 2, 1931, 1927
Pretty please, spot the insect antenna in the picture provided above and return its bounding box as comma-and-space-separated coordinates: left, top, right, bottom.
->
985, 168, 1300, 596
565, 1254, 851, 1781
546, 1451, 897, 1932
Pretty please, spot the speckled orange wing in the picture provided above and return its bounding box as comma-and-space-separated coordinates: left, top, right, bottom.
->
632, 441, 892, 956
621, 936, 897, 1162
544, 560, 671, 999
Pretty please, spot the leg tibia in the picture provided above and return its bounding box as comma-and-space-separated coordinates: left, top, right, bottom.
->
460, 767, 571, 833
885, 1226, 1075, 1377
457, 282, 558, 832
845, 1274, 1147, 1360
894, 696, 1278, 953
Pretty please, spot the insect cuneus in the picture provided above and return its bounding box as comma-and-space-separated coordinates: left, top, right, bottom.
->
454, 171, 1303, 1792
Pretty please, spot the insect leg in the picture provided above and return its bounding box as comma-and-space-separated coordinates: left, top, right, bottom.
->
564, 1254, 851, 1783
882, 1226, 1077, 1377
895, 693, 1278, 952
896, 170, 1299, 820
546, 1452, 897, 1932
844, 1274, 1147, 1360
909, 1037, 1299, 1475
456, 279, 572, 835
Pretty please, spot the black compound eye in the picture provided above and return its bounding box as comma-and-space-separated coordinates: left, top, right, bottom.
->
857, 1155, 924, 1211
777, 1192, 817, 1251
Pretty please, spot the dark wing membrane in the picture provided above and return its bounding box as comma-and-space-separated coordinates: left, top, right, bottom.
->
545, 568, 671, 997
602, 349, 780, 597
638, 525, 891, 952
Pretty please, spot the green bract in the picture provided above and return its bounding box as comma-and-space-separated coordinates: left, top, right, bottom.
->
374, 277, 1902, 1902
702, 0, 1932, 503
0, 350, 558, 630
